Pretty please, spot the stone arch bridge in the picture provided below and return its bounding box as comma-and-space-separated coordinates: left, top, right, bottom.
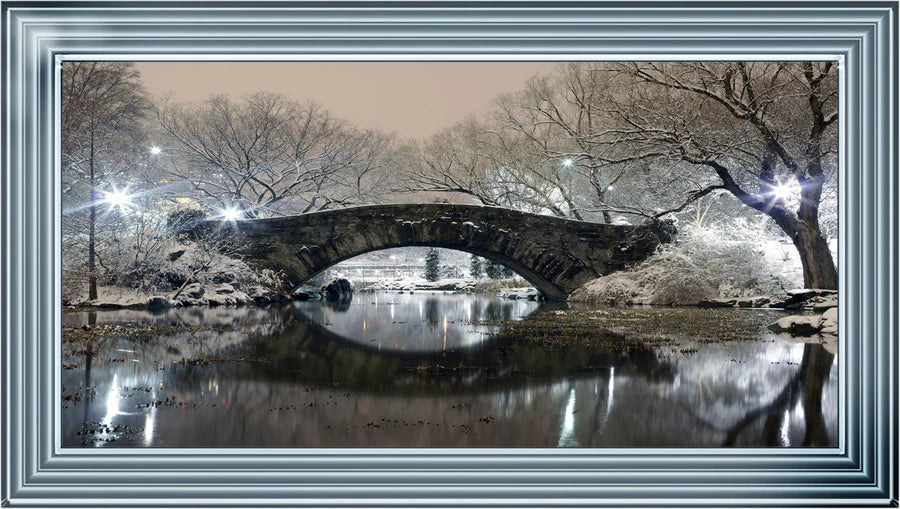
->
194, 204, 675, 301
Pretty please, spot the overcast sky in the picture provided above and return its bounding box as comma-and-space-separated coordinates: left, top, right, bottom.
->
135, 62, 560, 139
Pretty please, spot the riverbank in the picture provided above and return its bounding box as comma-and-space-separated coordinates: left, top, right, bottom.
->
65, 276, 539, 311
355, 277, 531, 294
63, 283, 292, 311
568, 275, 836, 310
570, 275, 838, 341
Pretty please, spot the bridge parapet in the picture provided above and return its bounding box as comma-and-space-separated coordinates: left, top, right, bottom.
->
193, 204, 675, 300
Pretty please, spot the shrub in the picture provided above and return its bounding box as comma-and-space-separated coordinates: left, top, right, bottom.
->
570, 219, 795, 306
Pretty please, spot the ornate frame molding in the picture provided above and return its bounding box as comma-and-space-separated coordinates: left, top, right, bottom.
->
2, 2, 896, 506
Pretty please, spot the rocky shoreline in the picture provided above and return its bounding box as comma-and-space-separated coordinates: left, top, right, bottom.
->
695, 288, 837, 311
65, 282, 292, 310
64, 276, 539, 311
696, 289, 838, 339
66, 278, 359, 311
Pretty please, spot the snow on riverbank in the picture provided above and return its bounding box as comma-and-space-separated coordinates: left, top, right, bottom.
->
65, 274, 540, 310
356, 276, 533, 295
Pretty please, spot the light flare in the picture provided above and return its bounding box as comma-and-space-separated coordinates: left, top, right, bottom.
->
101, 186, 133, 212
768, 180, 802, 202
219, 206, 243, 221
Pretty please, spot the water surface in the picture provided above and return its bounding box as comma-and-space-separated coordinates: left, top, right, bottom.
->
61, 292, 837, 447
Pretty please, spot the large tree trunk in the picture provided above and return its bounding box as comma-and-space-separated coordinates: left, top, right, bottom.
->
791, 224, 838, 290
88, 203, 97, 300
87, 134, 98, 301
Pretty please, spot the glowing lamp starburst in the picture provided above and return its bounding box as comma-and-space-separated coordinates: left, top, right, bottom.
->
769, 181, 799, 202
562, 158, 574, 167
220, 206, 243, 221
102, 187, 133, 211
149, 146, 162, 155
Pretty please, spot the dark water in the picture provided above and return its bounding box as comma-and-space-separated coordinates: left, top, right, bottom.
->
61, 292, 838, 447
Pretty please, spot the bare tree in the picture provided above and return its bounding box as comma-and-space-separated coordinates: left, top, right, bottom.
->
400, 67, 671, 222
489, 64, 650, 222
394, 119, 510, 207
401, 116, 588, 217
156, 92, 394, 217
604, 62, 838, 289
312, 127, 395, 207
62, 62, 150, 300
402, 62, 837, 289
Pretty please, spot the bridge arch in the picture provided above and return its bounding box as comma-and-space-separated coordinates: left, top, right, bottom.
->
196, 204, 674, 300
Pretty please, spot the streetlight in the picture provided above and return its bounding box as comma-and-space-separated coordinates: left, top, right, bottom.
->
219, 206, 243, 221
768, 180, 799, 202
101, 186, 132, 212
149, 146, 162, 155
562, 158, 574, 167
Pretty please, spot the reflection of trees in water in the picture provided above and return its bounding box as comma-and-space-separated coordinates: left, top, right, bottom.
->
669, 342, 834, 447
81, 348, 93, 424
483, 300, 515, 321
560, 370, 616, 447
65, 303, 836, 448
64, 305, 301, 418
484, 301, 500, 321
473, 299, 488, 322
424, 298, 441, 325
800, 344, 834, 445
545, 342, 835, 448
208, 307, 675, 398
719, 343, 834, 446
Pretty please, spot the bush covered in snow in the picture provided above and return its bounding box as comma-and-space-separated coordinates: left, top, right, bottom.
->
63, 207, 287, 305
570, 219, 799, 306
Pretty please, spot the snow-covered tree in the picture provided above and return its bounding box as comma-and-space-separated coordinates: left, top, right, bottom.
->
404, 62, 838, 290
469, 254, 484, 279
424, 248, 441, 282
62, 62, 151, 300
485, 259, 502, 279
607, 62, 838, 289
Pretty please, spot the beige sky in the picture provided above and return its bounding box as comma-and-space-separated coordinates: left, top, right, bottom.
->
135, 62, 560, 139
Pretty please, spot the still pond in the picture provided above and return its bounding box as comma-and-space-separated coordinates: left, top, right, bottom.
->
62, 292, 837, 447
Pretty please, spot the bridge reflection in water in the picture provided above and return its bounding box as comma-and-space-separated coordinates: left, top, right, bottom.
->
61, 294, 836, 448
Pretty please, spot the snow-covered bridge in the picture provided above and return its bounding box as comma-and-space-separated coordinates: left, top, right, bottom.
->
194, 204, 675, 300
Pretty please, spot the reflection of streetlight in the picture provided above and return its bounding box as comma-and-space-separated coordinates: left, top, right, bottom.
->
149, 146, 162, 155
606, 185, 615, 191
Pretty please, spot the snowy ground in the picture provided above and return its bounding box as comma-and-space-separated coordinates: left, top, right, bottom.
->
355, 275, 531, 293
64, 285, 155, 308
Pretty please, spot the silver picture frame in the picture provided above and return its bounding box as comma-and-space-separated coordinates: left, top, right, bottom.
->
2, 1, 896, 507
